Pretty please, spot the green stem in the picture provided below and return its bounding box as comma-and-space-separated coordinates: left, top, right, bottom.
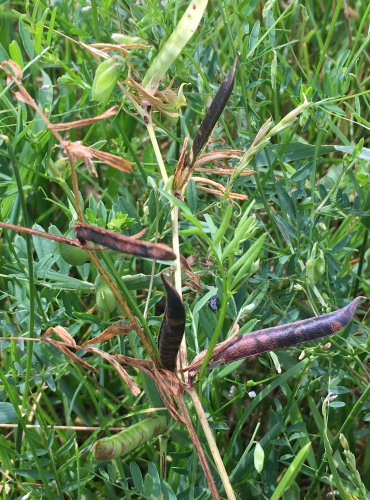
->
6, 141, 36, 411
0, 369, 54, 496
312, 0, 343, 88
198, 280, 230, 381
352, 228, 368, 297
146, 119, 169, 183
305, 385, 370, 499
90, 0, 100, 41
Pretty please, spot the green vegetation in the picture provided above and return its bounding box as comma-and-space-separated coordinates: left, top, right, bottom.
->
0, 1, 369, 498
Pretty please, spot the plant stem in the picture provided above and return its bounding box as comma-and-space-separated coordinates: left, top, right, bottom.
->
188, 387, 236, 500
305, 384, 370, 499
145, 110, 236, 498
88, 252, 161, 368
146, 119, 169, 183
171, 203, 188, 372
176, 394, 221, 500
352, 228, 368, 297
6, 140, 36, 411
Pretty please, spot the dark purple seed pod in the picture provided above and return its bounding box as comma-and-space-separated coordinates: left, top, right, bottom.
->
158, 273, 186, 372
73, 223, 175, 261
189, 297, 364, 381
189, 53, 239, 166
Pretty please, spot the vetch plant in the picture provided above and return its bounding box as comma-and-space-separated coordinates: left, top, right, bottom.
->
0, 2, 369, 498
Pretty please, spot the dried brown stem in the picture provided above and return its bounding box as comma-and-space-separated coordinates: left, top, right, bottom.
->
176, 395, 220, 500
87, 252, 161, 368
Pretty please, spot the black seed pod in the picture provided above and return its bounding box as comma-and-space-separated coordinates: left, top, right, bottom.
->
158, 273, 186, 371
189, 53, 238, 165
189, 297, 364, 381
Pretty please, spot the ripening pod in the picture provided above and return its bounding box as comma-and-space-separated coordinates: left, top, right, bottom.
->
96, 283, 116, 313
59, 230, 90, 266
158, 274, 186, 372
92, 56, 123, 102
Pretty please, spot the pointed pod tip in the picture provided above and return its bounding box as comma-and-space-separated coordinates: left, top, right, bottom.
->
350, 295, 366, 309
337, 296, 366, 329
233, 52, 240, 66
160, 272, 170, 288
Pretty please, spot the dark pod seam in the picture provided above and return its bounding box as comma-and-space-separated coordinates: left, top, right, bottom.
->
158, 273, 186, 371
189, 297, 364, 381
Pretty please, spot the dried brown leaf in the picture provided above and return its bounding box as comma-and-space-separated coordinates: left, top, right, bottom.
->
82, 324, 133, 347
173, 137, 191, 194
194, 149, 243, 167
42, 326, 77, 348
90, 42, 150, 51
62, 141, 132, 173
195, 166, 254, 176
1, 60, 23, 82
125, 77, 179, 117
51, 106, 118, 131
85, 347, 141, 396
193, 177, 247, 201
180, 255, 202, 292
45, 338, 97, 372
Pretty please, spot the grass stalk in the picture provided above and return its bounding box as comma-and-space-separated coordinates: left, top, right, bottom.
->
6, 139, 36, 411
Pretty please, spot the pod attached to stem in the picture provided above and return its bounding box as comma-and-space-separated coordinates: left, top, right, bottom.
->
158, 273, 186, 371
187, 297, 364, 382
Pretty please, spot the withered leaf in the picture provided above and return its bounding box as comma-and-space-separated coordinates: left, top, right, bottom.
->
180, 255, 202, 292
51, 106, 118, 131
62, 141, 132, 173
45, 338, 97, 373
85, 347, 141, 396
42, 326, 77, 349
82, 324, 133, 347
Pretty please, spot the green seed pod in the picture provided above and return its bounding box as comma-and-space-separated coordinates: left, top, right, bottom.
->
97, 284, 116, 313
60, 230, 89, 266
313, 247, 326, 283
92, 56, 122, 102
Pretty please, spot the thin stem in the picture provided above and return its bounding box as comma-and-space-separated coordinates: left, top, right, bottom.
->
352, 228, 368, 297
0, 424, 128, 431
171, 204, 188, 372
68, 156, 83, 221
6, 140, 36, 411
312, 0, 344, 88
176, 394, 220, 500
144, 104, 235, 498
188, 387, 236, 500
146, 118, 169, 183
305, 385, 370, 499
198, 284, 230, 380
144, 260, 157, 319
88, 252, 161, 368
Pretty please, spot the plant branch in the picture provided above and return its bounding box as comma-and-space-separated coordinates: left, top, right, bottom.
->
187, 387, 236, 500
